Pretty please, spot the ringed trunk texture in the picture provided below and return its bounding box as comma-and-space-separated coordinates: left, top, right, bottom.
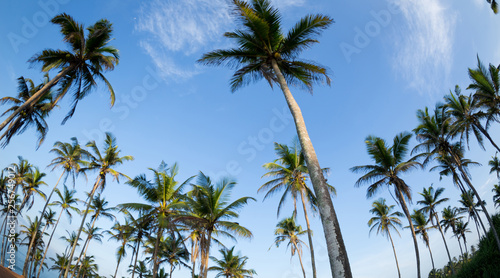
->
271, 59, 352, 278
300, 190, 317, 278
387, 231, 401, 278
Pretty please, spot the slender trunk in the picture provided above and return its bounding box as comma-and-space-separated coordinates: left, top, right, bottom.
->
22, 217, 38, 276
75, 233, 93, 278
113, 254, 122, 278
25, 171, 65, 276
32, 219, 51, 276
271, 59, 352, 278
434, 214, 455, 275
169, 264, 174, 278
427, 241, 435, 271
456, 236, 464, 261
0, 215, 8, 265
63, 176, 102, 278
299, 190, 317, 278
387, 231, 401, 278
472, 215, 482, 239
475, 121, 500, 153
397, 187, 421, 278
201, 230, 212, 278
152, 227, 163, 278
0, 66, 74, 132
74, 218, 98, 277
463, 237, 468, 255
131, 240, 141, 278
37, 208, 64, 278
292, 241, 307, 278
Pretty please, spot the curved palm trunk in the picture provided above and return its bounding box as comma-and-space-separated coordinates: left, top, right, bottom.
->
396, 187, 421, 278
433, 214, 455, 275
387, 230, 401, 278
271, 59, 352, 278
426, 242, 435, 271
24, 171, 65, 276
37, 208, 64, 278
152, 227, 163, 278
292, 241, 307, 278
0, 66, 74, 133
169, 264, 174, 278
22, 217, 39, 276
73, 217, 99, 278
63, 176, 101, 278
113, 253, 123, 278
131, 240, 141, 278
474, 122, 500, 153
300, 190, 317, 278
74, 233, 94, 278
456, 236, 464, 260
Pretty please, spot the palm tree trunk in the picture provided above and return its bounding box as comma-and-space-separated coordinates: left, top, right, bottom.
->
456, 236, 463, 260
113, 254, 122, 278
201, 230, 212, 278
475, 121, 500, 153
37, 208, 64, 278
434, 214, 455, 275
131, 240, 141, 278
427, 242, 435, 271
169, 264, 174, 278
292, 241, 307, 278
24, 170, 65, 276
270, 59, 352, 278
300, 190, 317, 278
73, 218, 98, 278
152, 227, 163, 278
75, 233, 93, 278
63, 176, 101, 278
0, 215, 8, 265
22, 217, 38, 276
396, 187, 421, 278
387, 230, 401, 278
0, 66, 74, 133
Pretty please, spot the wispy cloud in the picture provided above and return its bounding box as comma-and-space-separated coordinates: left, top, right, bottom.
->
389, 0, 456, 95
136, 0, 233, 80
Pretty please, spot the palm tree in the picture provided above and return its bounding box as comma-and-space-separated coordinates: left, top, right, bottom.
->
410, 210, 437, 272
106, 221, 132, 278
444, 86, 500, 152
128, 261, 152, 278
259, 141, 335, 278
72, 223, 103, 278
271, 216, 308, 278
493, 184, 500, 208
120, 162, 191, 278
486, 0, 498, 13
158, 235, 190, 277
488, 154, 500, 178
413, 105, 500, 252
209, 246, 256, 278
197, 1, 351, 276
122, 210, 151, 278
468, 57, 500, 125
417, 186, 455, 274
350, 132, 422, 278
20, 167, 47, 211
32, 208, 57, 276
78, 255, 99, 278
50, 253, 70, 278
367, 198, 403, 278
0, 74, 54, 147
440, 206, 464, 253
37, 185, 80, 278
184, 172, 255, 278
63, 132, 132, 278
454, 220, 471, 259
20, 216, 46, 278
458, 190, 487, 237
0, 13, 119, 133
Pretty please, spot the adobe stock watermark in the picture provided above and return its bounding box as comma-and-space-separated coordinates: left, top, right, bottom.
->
340, 2, 401, 63
7, 0, 71, 53
5, 167, 18, 270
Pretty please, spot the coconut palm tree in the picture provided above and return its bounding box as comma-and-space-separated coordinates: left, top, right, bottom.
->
72, 223, 103, 278
410, 210, 437, 272
493, 184, 500, 208
158, 235, 190, 278
413, 105, 500, 252
20, 167, 47, 211
37, 185, 80, 278
454, 220, 471, 259
458, 190, 487, 237
209, 246, 256, 278
122, 210, 151, 278
106, 221, 132, 278
259, 141, 335, 278
350, 132, 422, 278
32, 208, 56, 276
367, 198, 403, 278
0, 74, 54, 148
184, 172, 255, 278
50, 253, 70, 278
0, 13, 119, 133
63, 132, 132, 278
20, 216, 47, 278
78, 255, 99, 278
119, 162, 191, 278
128, 261, 152, 278
417, 186, 455, 274
271, 216, 308, 278
468, 57, 500, 125
440, 206, 464, 255
197, 1, 350, 276
488, 155, 500, 178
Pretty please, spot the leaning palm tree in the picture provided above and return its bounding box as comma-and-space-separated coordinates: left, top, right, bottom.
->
259, 141, 334, 278
410, 210, 437, 272
72, 223, 103, 278
197, 1, 351, 276
458, 190, 487, 237
0, 74, 54, 148
20, 216, 46, 278
488, 155, 500, 178
367, 198, 403, 278
467, 57, 500, 125
63, 132, 133, 278
417, 186, 455, 274
49, 253, 70, 278
184, 172, 255, 278
0, 13, 119, 133
19, 167, 47, 211
209, 246, 256, 278
271, 216, 308, 278
350, 132, 422, 278
493, 184, 500, 208
454, 220, 471, 259
106, 221, 132, 278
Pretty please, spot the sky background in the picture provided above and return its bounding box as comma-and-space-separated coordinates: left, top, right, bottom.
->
1, 0, 500, 277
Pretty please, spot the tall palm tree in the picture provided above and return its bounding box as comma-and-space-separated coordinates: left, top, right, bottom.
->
468, 57, 500, 125
197, 1, 351, 276
106, 221, 132, 278
417, 186, 455, 274
0, 74, 54, 147
454, 220, 471, 258
209, 246, 256, 278
158, 235, 190, 278
20, 216, 47, 277
20, 167, 47, 211
184, 172, 255, 278
367, 198, 403, 278
120, 162, 191, 278
413, 105, 500, 252
32, 208, 57, 276
49, 253, 70, 278
0, 13, 119, 133
410, 210, 436, 272
271, 216, 308, 278
72, 223, 103, 278
443, 87, 500, 152
78, 255, 99, 278
128, 261, 152, 278
350, 132, 422, 278
458, 190, 487, 237
122, 210, 151, 278
493, 184, 500, 208
63, 132, 132, 278
259, 141, 335, 278
441, 206, 465, 259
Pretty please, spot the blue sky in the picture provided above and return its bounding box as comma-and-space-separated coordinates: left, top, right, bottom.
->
1, 0, 500, 277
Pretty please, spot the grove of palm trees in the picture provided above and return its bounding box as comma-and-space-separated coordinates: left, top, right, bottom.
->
1, 0, 499, 277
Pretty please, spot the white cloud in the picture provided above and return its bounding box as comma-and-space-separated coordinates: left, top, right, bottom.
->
389, 0, 456, 95
271, 0, 306, 8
